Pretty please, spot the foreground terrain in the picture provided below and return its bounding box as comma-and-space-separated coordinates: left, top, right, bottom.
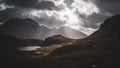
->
0, 15, 120, 68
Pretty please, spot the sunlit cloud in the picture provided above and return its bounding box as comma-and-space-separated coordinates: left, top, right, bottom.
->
0, 3, 14, 11
0, 0, 119, 38
72, 0, 100, 16
21, 0, 98, 35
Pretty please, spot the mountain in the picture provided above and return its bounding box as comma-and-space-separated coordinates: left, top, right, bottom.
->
0, 18, 87, 39
42, 35, 74, 46
89, 15, 120, 38
46, 26, 87, 39
27, 15, 120, 68
100, 15, 120, 35
58, 26, 87, 39
1, 15, 120, 68
0, 18, 42, 39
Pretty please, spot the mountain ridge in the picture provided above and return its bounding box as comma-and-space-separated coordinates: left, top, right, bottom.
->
0, 18, 87, 39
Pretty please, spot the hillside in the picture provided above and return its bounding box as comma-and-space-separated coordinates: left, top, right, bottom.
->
27, 15, 120, 68
0, 18, 45, 39
1, 15, 120, 68
0, 32, 38, 68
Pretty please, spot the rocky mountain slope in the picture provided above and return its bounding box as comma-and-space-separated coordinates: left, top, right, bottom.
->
89, 15, 120, 38
0, 18, 87, 39
0, 18, 42, 39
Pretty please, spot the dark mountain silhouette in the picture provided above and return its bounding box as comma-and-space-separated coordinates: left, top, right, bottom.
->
100, 15, 120, 35
0, 18, 87, 39
89, 15, 120, 38
0, 18, 42, 39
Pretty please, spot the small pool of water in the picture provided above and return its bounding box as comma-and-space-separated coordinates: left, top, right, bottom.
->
18, 46, 41, 51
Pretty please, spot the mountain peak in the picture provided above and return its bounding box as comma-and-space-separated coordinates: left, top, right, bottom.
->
100, 15, 120, 35
3, 18, 38, 26
59, 26, 87, 39
0, 18, 41, 39
90, 15, 120, 38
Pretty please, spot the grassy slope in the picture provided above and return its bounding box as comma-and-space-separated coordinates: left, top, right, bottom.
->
1, 32, 120, 68
29, 36, 120, 68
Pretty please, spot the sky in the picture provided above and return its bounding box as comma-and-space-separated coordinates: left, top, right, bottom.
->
0, 0, 119, 35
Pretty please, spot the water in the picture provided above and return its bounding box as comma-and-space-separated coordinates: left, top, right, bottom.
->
18, 46, 41, 51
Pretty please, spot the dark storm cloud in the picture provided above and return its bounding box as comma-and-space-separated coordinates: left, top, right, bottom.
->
3, 0, 56, 10
94, 0, 120, 14
0, 0, 60, 23
77, 11, 112, 29
96, 0, 120, 2
0, 0, 67, 27
83, 0, 120, 28
79, 13, 109, 28
0, 8, 24, 22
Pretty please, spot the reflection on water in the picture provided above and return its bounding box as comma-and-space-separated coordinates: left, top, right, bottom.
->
18, 46, 41, 51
